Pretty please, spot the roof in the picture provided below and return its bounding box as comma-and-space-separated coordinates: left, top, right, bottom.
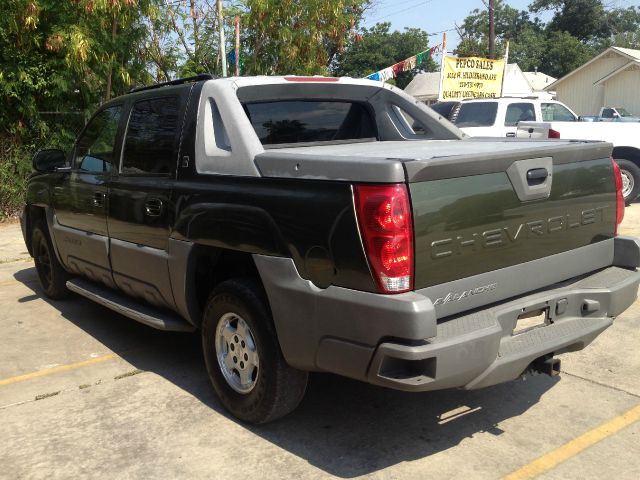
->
545, 46, 640, 90
613, 46, 640, 61
593, 60, 640, 86
403, 72, 441, 100
522, 71, 556, 91
502, 64, 533, 95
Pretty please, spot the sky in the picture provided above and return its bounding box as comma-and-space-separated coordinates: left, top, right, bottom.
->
361, 0, 638, 53
361, 0, 537, 52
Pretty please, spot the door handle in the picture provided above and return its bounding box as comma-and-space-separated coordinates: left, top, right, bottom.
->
93, 192, 106, 207
527, 168, 548, 186
144, 198, 164, 217
506, 132, 516, 137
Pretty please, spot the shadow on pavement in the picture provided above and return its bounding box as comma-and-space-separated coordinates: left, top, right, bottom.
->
14, 266, 557, 478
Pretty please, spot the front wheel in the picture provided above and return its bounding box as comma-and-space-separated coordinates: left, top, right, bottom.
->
201, 279, 308, 424
615, 159, 640, 205
31, 221, 69, 300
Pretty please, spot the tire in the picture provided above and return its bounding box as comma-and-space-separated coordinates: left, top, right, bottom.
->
615, 159, 640, 205
201, 278, 308, 424
31, 221, 70, 299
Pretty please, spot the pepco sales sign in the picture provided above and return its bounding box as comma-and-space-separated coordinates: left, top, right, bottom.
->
439, 56, 505, 100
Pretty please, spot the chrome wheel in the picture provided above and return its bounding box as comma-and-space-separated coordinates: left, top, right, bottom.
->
215, 312, 259, 394
621, 168, 634, 199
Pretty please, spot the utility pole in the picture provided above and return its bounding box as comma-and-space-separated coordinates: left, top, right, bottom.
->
234, 16, 240, 76
217, 0, 227, 77
488, 0, 495, 59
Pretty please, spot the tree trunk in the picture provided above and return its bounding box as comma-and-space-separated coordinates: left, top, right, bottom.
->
105, 15, 118, 102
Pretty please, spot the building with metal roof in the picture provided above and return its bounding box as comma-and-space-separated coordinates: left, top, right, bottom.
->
544, 46, 640, 116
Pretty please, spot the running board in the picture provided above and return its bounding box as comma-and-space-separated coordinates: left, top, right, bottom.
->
66, 278, 195, 332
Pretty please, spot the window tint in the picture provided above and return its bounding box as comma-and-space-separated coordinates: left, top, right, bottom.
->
243, 101, 376, 145
430, 101, 459, 120
541, 103, 576, 122
210, 100, 231, 150
601, 108, 614, 118
393, 106, 430, 136
454, 102, 498, 127
122, 96, 180, 174
75, 106, 121, 172
504, 103, 536, 126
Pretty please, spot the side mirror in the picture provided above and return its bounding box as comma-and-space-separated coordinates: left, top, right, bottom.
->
32, 149, 67, 173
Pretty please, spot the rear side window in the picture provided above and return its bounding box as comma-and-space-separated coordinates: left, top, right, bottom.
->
504, 103, 536, 126
121, 96, 180, 174
542, 103, 576, 122
601, 108, 614, 118
393, 106, 431, 136
454, 102, 498, 127
243, 101, 376, 145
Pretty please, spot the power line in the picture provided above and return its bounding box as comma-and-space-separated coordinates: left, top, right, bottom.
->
369, 0, 434, 23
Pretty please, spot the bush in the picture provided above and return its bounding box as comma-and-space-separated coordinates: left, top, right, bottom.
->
0, 140, 32, 220
0, 118, 81, 220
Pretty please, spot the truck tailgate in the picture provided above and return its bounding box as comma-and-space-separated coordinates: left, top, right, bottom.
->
405, 139, 617, 317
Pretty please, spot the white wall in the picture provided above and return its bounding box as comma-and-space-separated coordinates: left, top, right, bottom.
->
554, 52, 629, 116
603, 66, 640, 116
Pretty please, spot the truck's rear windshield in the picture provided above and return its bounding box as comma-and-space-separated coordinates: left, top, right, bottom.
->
243, 100, 377, 146
454, 102, 498, 127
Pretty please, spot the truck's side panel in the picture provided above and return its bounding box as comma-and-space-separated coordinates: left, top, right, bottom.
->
170, 177, 375, 293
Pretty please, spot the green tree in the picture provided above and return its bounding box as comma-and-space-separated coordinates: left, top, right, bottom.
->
456, 0, 640, 78
331, 22, 437, 88
529, 0, 609, 41
240, 0, 370, 75
0, 0, 154, 140
455, 0, 542, 59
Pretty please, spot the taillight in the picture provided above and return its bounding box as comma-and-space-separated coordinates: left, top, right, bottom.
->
353, 184, 413, 293
548, 128, 561, 139
612, 159, 625, 235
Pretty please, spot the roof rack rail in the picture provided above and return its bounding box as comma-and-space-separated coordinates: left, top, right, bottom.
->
129, 74, 215, 93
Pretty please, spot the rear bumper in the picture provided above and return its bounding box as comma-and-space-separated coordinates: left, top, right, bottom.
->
254, 236, 640, 392
368, 265, 638, 391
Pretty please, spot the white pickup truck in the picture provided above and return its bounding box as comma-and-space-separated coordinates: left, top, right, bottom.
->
430, 97, 640, 203
597, 107, 640, 122
517, 121, 640, 203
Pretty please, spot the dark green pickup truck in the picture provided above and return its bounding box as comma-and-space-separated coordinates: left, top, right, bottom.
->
21, 75, 640, 423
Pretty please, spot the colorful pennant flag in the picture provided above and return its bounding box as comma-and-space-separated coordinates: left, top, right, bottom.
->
365, 43, 443, 82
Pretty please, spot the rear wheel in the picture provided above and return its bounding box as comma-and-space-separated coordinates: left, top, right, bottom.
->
31, 221, 69, 299
201, 279, 308, 424
615, 159, 640, 205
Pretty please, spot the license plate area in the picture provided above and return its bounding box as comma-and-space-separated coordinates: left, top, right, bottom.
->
513, 307, 549, 335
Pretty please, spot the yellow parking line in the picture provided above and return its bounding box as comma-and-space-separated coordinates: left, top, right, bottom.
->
503, 403, 640, 480
0, 353, 120, 386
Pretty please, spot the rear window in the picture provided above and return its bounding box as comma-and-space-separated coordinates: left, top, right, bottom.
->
243, 101, 376, 145
454, 102, 498, 127
542, 103, 576, 122
430, 101, 459, 120
504, 102, 535, 126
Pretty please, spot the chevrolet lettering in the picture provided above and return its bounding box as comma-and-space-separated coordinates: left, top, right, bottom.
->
431, 206, 609, 259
